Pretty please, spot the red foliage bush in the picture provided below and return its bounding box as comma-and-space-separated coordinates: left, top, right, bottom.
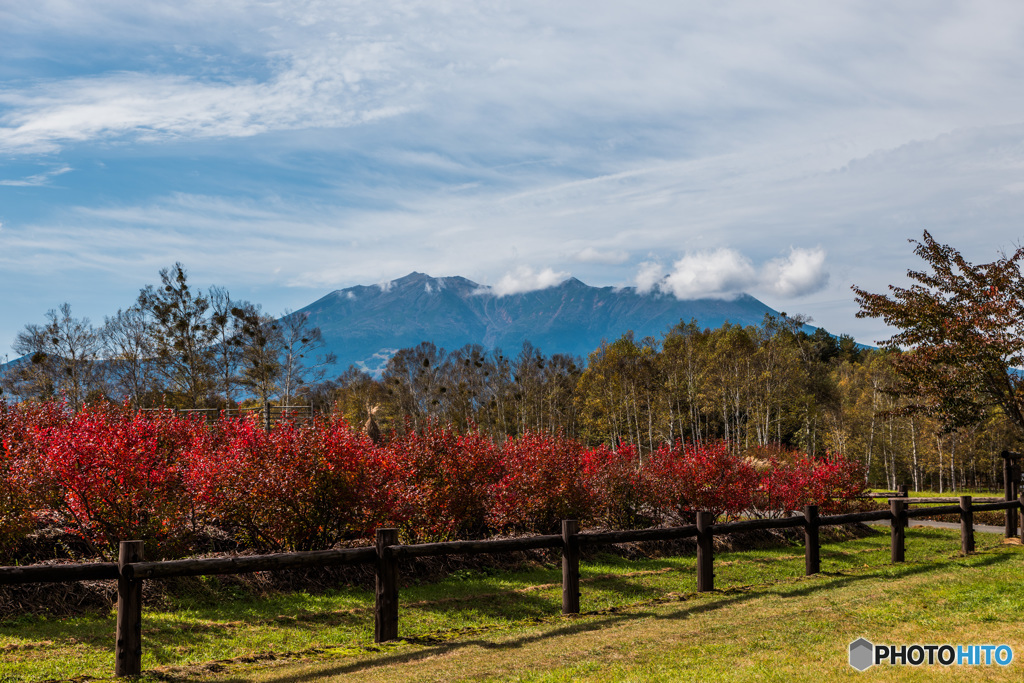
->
646, 442, 758, 522
0, 400, 69, 558
30, 403, 203, 558
750, 449, 867, 517
380, 422, 503, 541
745, 446, 864, 516
0, 400, 869, 557
488, 431, 593, 534
187, 413, 382, 551
581, 443, 654, 528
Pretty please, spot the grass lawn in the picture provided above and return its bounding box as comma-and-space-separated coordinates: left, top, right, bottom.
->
1, 527, 1022, 682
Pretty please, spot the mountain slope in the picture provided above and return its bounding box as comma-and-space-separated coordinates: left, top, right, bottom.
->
293, 272, 784, 374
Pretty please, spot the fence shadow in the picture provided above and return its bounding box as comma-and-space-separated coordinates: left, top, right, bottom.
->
205, 551, 1018, 682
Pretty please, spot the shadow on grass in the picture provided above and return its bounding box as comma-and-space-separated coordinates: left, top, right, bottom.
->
203, 550, 1019, 682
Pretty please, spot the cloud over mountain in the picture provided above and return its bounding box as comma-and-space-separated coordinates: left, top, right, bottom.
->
636, 247, 829, 300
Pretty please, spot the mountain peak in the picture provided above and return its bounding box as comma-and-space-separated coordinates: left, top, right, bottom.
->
557, 276, 587, 289
392, 271, 430, 284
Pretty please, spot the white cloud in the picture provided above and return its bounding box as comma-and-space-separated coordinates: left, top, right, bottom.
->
490, 266, 570, 296
661, 249, 758, 299
0, 165, 73, 186
639, 247, 830, 300
764, 247, 829, 297
0, 64, 412, 153
634, 261, 665, 294
9, 1, 1024, 158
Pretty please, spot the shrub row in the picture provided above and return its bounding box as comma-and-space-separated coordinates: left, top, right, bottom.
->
0, 401, 865, 559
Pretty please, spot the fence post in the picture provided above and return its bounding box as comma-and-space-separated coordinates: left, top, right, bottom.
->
803, 505, 820, 576
115, 540, 144, 677
959, 495, 974, 554
890, 499, 905, 563
1019, 494, 1024, 544
897, 483, 908, 498
375, 528, 399, 643
1003, 452, 1017, 538
561, 520, 580, 615
697, 511, 714, 592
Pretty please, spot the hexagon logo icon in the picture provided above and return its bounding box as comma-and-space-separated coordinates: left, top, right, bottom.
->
849, 638, 874, 671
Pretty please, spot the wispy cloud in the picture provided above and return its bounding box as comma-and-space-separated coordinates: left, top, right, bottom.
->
0, 165, 72, 186
0, 64, 412, 153
571, 247, 629, 265
4, 1, 1024, 352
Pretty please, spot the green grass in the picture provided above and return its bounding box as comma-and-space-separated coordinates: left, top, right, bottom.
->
0, 528, 1021, 682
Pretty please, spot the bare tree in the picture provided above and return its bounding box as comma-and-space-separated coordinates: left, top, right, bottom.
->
209, 286, 240, 405
3, 303, 104, 408
102, 305, 158, 407
278, 310, 336, 406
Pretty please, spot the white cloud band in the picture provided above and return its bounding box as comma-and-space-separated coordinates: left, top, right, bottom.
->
640, 247, 829, 300
489, 266, 570, 296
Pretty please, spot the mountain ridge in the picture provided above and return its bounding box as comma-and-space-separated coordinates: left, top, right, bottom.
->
293, 272, 787, 375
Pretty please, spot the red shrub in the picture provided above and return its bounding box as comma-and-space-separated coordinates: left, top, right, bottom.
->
187, 414, 381, 551
380, 422, 503, 541
489, 431, 593, 534
581, 443, 655, 528
0, 401, 68, 558
752, 452, 866, 517
646, 442, 757, 522
32, 403, 203, 558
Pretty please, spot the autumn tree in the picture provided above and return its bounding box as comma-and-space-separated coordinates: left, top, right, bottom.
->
660, 320, 712, 446
853, 231, 1024, 435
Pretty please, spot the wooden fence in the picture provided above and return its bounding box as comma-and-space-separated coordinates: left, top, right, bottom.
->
2, 495, 1023, 677
142, 403, 314, 429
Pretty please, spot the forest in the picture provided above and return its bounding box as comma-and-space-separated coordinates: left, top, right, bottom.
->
328, 319, 1019, 493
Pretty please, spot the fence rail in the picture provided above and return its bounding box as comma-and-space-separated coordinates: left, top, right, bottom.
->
141, 403, 314, 429
2, 494, 1023, 677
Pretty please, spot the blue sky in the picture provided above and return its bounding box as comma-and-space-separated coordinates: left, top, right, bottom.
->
3, 1, 1024, 359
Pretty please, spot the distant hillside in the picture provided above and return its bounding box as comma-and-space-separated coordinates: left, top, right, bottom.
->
292, 272, 786, 374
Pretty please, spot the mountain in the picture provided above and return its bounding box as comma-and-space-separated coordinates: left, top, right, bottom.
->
292, 272, 785, 375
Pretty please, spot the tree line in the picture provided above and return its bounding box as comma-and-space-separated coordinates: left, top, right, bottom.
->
326, 320, 1018, 493
1, 263, 335, 410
